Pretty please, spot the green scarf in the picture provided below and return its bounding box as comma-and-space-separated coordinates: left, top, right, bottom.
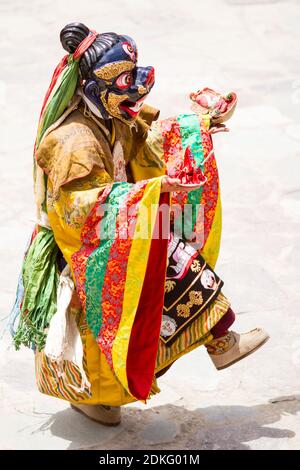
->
13, 228, 59, 351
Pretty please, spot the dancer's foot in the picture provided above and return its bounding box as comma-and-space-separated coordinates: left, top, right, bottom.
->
206, 328, 270, 370
71, 403, 121, 426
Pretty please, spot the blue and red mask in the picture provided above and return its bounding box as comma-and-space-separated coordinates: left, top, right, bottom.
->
82, 34, 155, 124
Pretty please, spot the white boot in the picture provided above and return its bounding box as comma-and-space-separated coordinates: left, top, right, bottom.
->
206, 328, 270, 370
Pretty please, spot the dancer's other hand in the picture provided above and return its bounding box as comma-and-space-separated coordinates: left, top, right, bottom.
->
208, 123, 229, 134
161, 176, 206, 193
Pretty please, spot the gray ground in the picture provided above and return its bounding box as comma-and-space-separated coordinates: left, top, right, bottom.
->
0, 0, 300, 450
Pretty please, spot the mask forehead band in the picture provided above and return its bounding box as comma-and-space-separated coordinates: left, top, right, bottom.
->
94, 61, 134, 80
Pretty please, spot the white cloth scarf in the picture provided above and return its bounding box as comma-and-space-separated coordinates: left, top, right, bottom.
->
44, 265, 91, 393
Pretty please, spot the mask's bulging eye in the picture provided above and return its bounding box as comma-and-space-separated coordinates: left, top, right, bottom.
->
116, 72, 133, 89
122, 42, 136, 61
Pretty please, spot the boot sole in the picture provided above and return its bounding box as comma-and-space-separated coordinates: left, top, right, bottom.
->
216, 334, 270, 371
70, 404, 121, 426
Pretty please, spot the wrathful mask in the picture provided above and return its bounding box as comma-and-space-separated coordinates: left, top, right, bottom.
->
83, 35, 155, 124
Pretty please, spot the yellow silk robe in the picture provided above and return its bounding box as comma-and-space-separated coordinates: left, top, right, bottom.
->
34, 98, 228, 406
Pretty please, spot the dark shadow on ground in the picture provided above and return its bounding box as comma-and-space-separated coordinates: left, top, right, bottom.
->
35, 395, 300, 450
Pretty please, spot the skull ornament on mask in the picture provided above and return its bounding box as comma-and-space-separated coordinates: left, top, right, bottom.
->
60, 23, 155, 125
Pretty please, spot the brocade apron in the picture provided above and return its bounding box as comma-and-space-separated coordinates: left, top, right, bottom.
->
161, 233, 223, 345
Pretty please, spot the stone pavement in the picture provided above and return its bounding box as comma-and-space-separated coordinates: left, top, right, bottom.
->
0, 0, 300, 450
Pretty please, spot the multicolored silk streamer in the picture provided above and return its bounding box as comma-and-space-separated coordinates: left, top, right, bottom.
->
35, 30, 98, 150
11, 30, 99, 350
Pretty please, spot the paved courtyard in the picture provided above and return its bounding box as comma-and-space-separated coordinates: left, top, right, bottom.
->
0, 0, 300, 450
